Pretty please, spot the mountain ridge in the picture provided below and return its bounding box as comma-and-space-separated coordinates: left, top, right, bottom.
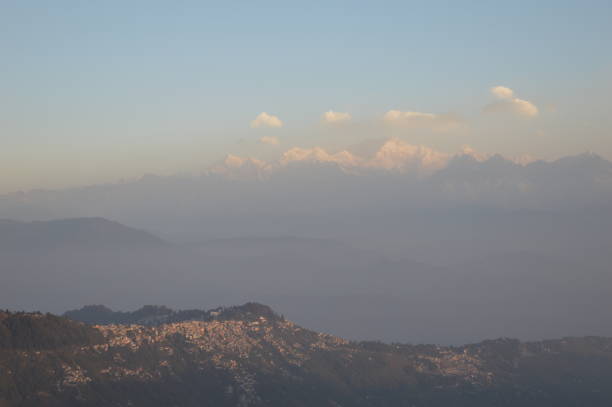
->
3, 303, 612, 406
0, 217, 166, 251
63, 303, 282, 327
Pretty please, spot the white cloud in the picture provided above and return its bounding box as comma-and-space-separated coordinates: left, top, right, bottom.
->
322, 110, 352, 124
223, 154, 247, 168
384, 110, 436, 121
484, 99, 539, 117
491, 86, 514, 100
250, 112, 283, 128
511, 98, 538, 117
260, 136, 279, 145
383, 110, 463, 132
365, 138, 450, 174
484, 86, 539, 117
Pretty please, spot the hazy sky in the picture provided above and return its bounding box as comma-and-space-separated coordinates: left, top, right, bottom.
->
1, 1, 611, 193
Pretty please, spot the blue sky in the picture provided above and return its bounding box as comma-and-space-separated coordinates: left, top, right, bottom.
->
1, 1, 611, 192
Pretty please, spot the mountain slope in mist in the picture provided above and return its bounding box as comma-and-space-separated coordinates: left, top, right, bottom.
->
1, 218, 611, 344
0, 217, 166, 251
1, 149, 612, 245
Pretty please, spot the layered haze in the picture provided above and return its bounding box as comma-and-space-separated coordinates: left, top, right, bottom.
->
1, 145, 611, 345
1, 1, 612, 348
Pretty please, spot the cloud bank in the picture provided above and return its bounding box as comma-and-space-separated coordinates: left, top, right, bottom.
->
208, 137, 537, 180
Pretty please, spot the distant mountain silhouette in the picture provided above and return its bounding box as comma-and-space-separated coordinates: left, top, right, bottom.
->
2, 217, 612, 344
0, 217, 166, 251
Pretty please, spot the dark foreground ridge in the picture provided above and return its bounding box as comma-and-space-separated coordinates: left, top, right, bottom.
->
62, 302, 280, 326
2, 304, 612, 407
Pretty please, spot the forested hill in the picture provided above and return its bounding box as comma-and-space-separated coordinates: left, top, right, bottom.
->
2, 304, 612, 406
62, 302, 279, 326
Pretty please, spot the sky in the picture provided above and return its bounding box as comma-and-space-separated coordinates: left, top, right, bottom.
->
1, 1, 611, 193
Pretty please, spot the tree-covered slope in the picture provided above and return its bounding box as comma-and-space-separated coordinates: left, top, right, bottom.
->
2, 304, 612, 406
